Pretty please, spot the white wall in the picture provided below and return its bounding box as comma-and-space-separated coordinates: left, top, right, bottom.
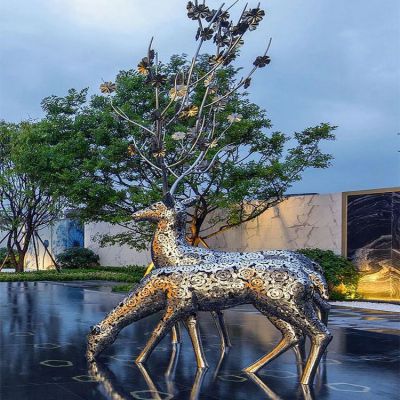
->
84, 221, 151, 267
0, 226, 55, 270
84, 193, 342, 266
207, 193, 342, 254
24, 225, 55, 270
0, 219, 84, 270
1, 194, 342, 268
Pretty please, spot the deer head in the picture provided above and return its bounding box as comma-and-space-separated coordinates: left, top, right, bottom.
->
131, 194, 197, 223
87, 324, 115, 362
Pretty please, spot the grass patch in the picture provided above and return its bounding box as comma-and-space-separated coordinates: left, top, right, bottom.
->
112, 284, 134, 293
0, 265, 146, 284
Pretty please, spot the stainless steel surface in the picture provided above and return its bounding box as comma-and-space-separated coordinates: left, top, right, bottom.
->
88, 258, 332, 385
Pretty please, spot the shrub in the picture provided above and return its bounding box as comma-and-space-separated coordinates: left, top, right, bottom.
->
297, 248, 359, 300
56, 247, 100, 269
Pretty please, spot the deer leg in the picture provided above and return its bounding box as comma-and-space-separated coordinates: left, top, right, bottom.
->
190, 367, 208, 400
312, 293, 331, 367
164, 343, 180, 397
170, 323, 182, 344
293, 335, 307, 361
183, 314, 208, 369
313, 293, 331, 326
245, 372, 284, 400
243, 316, 303, 374
218, 311, 232, 347
244, 336, 292, 374
301, 331, 332, 385
291, 303, 332, 386
213, 344, 230, 380
211, 310, 232, 350
320, 304, 330, 327
292, 336, 307, 376
165, 340, 181, 378
136, 313, 178, 364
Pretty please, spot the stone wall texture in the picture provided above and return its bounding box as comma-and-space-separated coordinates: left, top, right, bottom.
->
84, 193, 342, 266
206, 193, 342, 254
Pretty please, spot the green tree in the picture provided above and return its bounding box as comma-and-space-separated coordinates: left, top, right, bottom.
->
0, 122, 63, 271
26, 2, 336, 250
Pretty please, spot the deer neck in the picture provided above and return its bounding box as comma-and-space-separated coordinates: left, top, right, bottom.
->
151, 218, 187, 267
99, 281, 166, 331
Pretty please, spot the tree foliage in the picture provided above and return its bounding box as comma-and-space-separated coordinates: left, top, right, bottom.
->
0, 122, 63, 271
22, 2, 336, 250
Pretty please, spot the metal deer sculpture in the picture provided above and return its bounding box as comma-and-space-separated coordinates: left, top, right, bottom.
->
89, 0, 334, 387
87, 259, 332, 385
131, 194, 330, 354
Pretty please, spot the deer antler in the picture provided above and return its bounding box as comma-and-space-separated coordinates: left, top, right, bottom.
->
169, 143, 232, 195
101, 1, 271, 197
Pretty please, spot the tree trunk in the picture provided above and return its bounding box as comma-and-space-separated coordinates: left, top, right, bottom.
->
189, 219, 210, 248
15, 251, 26, 273
189, 220, 200, 246
7, 245, 18, 271
8, 249, 25, 272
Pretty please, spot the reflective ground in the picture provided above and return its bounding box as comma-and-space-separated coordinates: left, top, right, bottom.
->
0, 282, 399, 400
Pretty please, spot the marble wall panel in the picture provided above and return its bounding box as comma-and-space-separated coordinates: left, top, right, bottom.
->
347, 192, 392, 262
53, 219, 84, 255
392, 192, 400, 265
346, 190, 400, 300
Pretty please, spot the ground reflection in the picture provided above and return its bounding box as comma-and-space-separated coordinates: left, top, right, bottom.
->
89, 360, 305, 400
0, 282, 399, 399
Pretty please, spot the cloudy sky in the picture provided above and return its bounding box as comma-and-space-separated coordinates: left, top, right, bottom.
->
0, 0, 399, 194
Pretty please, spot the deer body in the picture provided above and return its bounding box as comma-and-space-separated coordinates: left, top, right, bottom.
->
140, 198, 329, 304
87, 260, 332, 385
130, 197, 330, 368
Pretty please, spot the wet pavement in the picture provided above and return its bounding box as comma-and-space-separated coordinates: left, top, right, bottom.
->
0, 281, 399, 400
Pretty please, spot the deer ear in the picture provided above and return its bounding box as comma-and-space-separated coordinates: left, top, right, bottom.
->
163, 193, 175, 208
181, 196, 198, 208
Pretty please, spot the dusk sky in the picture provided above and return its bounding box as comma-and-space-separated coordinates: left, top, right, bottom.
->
1, 0, 399, 194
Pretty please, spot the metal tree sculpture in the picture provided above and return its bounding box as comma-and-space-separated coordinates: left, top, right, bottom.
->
100, 1, 271, 197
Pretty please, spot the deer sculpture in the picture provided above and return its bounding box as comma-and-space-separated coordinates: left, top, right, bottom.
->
130, 194, 330, 360
89, 0, 335, 386
87, 258, 332, 385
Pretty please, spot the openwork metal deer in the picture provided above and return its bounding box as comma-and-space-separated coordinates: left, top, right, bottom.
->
87, 259, 332, 385
131, 194, 330, 354
89, 0, 334, 388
